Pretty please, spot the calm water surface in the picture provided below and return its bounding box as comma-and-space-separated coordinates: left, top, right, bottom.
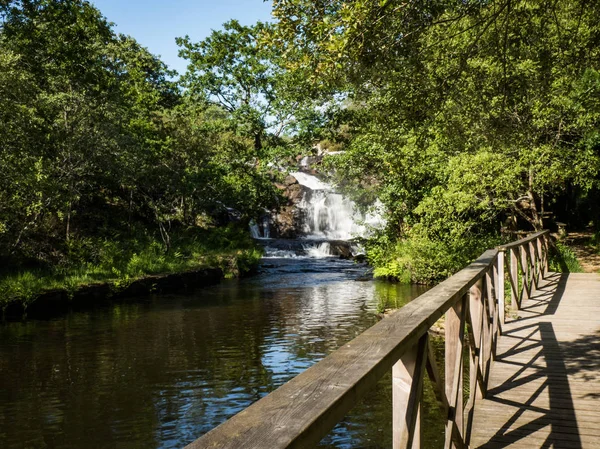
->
0, 257, 443, 448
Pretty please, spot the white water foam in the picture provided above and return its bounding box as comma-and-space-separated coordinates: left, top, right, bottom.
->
291, 172, 384, 240
262, 248, 300, 259
259, 172, 384, 258
303, 242, 333, 258
262, 242, 334, 259
290, 172, 332, 191
249, 218, 271, 239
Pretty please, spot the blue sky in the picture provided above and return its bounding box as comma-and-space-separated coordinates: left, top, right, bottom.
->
90, 0, 274, 75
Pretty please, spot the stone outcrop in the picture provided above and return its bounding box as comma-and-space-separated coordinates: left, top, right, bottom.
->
272, 175, 306, 238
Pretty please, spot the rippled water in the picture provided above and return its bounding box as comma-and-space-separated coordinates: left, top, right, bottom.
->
0, 258, 441, 449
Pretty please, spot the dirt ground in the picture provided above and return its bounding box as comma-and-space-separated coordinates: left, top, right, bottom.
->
564, 231, 600, 273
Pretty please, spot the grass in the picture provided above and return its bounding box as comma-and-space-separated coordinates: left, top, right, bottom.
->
0, 226, 262, 308
548, 242, 584, 273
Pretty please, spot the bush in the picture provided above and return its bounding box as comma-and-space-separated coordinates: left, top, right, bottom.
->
548, 243, 583, 273
368, 230, 500, 284
0, 225, 262, 306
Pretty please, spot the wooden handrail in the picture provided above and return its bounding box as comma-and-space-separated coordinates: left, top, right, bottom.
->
185, 231, 550, 449
498, 229, 549, 250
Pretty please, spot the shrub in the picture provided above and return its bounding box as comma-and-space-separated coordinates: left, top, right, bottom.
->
368, 229, 500, 284
548, 243, 583, 273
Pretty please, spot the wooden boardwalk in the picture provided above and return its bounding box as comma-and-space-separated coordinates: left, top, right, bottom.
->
471, 272, 600, 448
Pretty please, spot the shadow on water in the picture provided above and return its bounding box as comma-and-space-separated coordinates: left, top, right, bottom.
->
0, 256, 435, 449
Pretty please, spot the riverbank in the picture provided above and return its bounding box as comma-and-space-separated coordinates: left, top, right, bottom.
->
0, 227, 262, 318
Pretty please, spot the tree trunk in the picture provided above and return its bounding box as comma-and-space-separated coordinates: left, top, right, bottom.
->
527, 167, 542, 230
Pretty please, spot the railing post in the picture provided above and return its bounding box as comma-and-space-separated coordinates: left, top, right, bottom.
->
510, 248, 519, 311
465, 278, 484, 447
393, 335, 427, 449
540, 234, 548, 278
497, 250, 505, 327
469, 279, 483, 400
535, 235, 545, 284
520, 245, 531, 300
444, 295, 466, 449
528, 240, 540, 290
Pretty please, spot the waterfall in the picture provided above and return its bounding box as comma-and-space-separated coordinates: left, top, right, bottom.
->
304, 242, 333, 258
249, 220, 261, 239
291, 172, 383, 241
262, 216, 270, 239
249, 218, 271, 239
253, 172, 384, 259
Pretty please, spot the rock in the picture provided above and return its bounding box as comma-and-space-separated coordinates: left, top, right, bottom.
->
275, 175, 298, 191
286, 183, 304, 205
329, 241, 353, 258
270, 175, 307, 238
354, 254, 367, 263
273, 206, 299, 239
283, 175, 298, 186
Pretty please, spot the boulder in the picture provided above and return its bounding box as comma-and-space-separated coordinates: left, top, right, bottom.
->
273, 206, 299, 239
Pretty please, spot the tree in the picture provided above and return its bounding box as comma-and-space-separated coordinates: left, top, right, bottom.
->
177, 18, 335, 159
273, 0, 600, 281
0, 0, 284, 266
0, 0, 182, 262
177, 20, 280, 152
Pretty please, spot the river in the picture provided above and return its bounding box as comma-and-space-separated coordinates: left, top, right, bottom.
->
0, 255, 447, 449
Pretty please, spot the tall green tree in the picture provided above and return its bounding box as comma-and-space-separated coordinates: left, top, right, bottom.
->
178, 20, 283, 152
177, 19, 335, 158
0, 0, 283, 267
273, 0, 600, 281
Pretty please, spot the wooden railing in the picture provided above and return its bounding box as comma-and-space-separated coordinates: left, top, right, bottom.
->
186, 230, 550, 449
499, 231, 549, 315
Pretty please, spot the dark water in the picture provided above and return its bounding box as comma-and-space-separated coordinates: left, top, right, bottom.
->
0, 257, 442, 449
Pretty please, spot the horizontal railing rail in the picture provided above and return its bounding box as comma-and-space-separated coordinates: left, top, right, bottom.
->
186, 230, 550, 449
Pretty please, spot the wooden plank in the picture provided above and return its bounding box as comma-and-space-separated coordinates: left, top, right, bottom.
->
534, 237, 543, 285
393, 335, 427, 449
471, 272, 600, 449
481, 274, 494, 390
465, 279, 485, 446
468, 278, 484, 400
426, 336, 449, 415
498, 230, 549, 251
532, 241, 539, 289
519, 246, 531, 301
479, 418, 600, 437
496, 251, 505, 328
510, 248, 519, 311
444, 296, 466, 449
541, 235, 548, 277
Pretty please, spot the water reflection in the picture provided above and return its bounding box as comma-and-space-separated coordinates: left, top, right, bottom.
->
0, 258, 430, 449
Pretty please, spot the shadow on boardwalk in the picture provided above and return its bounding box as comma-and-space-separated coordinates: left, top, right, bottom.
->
474, 273, 600, 449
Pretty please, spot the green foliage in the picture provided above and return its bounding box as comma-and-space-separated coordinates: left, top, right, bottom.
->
177, 18, 336, 160
0, 226, 262, 306
369, 229, 500, 284
548, 243, 584, 273
5, 0, 600, 293
0, 1, 281, 275
272, 0, 600, 279
177, 20, 277, 147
